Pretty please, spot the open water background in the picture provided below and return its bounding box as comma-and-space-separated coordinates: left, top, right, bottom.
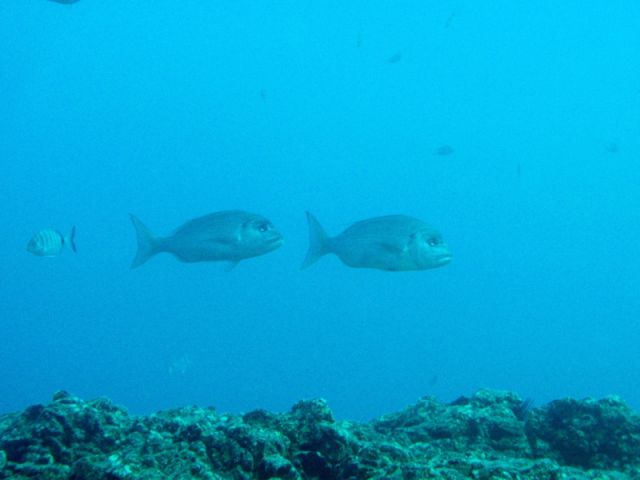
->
1, 1, 639, 420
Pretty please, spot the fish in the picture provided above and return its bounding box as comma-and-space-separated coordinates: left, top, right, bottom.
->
47, 0, 81, 4
27, 227, 76, 257
444, 12, 456, 29
605, 142, 619, 154
434, 145, 455, 156
301, 212, 451, 271
386, 52, 403, 64
169, 354, 192, 377
129, 211, 283, 269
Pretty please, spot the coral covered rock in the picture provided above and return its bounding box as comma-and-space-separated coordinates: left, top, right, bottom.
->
1, 389, 639, 479
526, 395, 640, 470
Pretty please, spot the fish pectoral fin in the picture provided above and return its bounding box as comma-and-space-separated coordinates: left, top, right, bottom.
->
210, 234, 240, 246
377, 242, 405, 254
224, 261, 240, 272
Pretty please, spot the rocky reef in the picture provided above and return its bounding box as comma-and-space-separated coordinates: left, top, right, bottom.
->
1, 389, 639, 479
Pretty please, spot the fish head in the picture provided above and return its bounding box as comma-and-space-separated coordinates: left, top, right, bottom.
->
238, 216, 283, 256
408, 228, 452, 269
26, 236, 43, 256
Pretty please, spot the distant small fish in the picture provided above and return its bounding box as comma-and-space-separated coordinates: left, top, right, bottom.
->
605, 142, 619, 154
169, 354, 193, 377
301, 212, 451, 271
129, 211, 283, 269
434, 145, 454, 156
260, 88, 267, 102
47, 0, 81, 4
27, 227, 77, 257
444, 12, 455, 29
386, 52, 403, 64
356, 29, 363, 48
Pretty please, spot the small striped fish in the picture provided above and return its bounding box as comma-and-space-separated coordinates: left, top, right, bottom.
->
27, 227, 77, 257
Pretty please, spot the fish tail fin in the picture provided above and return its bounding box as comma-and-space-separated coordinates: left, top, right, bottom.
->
301, 211, 332, 269
68, 226, 77, 253
129, 214, 160, 269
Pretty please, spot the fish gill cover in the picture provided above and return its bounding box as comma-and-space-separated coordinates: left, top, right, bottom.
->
1, 0, 640, 479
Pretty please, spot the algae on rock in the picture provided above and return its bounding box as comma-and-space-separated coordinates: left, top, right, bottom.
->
1, 389, 639, 480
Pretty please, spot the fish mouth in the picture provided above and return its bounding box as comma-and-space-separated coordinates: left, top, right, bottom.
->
266, 234, 284, 247
435, 254, 452, 265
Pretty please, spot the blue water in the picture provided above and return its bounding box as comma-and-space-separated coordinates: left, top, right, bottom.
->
1, 1, 639, 421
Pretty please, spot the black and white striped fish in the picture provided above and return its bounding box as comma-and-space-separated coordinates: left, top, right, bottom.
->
27, 227, 77, 257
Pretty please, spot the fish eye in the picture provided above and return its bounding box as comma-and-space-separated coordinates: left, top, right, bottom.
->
257, 222, 271, 233
427, 236, 442, 247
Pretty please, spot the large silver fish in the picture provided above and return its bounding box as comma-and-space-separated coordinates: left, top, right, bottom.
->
27, 227, 77, 257
129, 211, 283, 269
301, 212, 451, 271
